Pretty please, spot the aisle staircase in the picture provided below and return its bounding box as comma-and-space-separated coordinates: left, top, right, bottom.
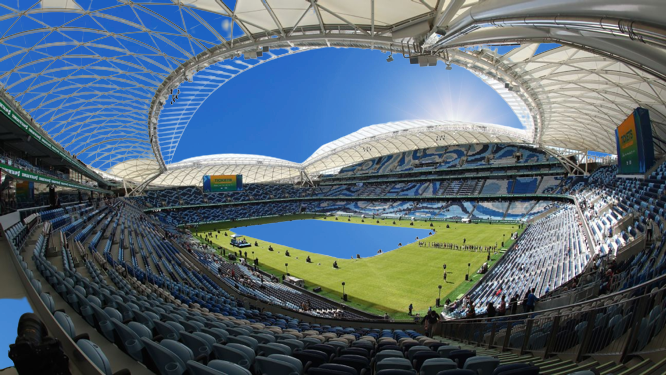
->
433, 336, 666, 375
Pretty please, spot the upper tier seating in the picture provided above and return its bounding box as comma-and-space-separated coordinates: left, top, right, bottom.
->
464, 144, 493, 167
140, 185, 313, 208
325, 143, 556, 179
0, 153, 97, 187
536, 176, 562, 194
472, 202, 509, 220
480, 180, 510, 195
155, 202, 302, 227
129, 156, 564, 211
505, 201, 536, 220
509, 178, 539, 194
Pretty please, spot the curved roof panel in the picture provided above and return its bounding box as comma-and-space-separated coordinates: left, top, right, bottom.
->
500, 45, 666, 153
107, 158, 161, 183
1, 0, 664, 177
302, 119, 530, 175
153, 153, 302, 186
144, 120, 531, 187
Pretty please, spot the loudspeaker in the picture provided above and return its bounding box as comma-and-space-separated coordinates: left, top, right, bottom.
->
417, 56, 438, 67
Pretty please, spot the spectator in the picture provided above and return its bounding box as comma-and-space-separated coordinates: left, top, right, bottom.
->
467, 302, 476, 319
510, 294, 518, 315
498, 295, 506, 316
526, 288, 539, 312
647, 218, 656, 242
487, 302, 496, 318
409, 303, 413, 316
421, 310, 440, 337
522, 291, 530, 313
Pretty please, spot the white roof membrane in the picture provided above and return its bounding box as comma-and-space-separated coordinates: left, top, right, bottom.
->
0, 0, 664, 182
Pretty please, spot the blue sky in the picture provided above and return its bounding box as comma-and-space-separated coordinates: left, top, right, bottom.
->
174, 48, 524, 163
0, 298, 32, 369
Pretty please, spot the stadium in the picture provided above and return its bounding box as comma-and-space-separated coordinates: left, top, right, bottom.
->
1, 0, 666, 374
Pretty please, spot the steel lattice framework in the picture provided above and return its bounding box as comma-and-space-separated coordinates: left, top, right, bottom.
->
499, 44, 666, 153
0, 0, 665, 186
156, 46, 316, 165
0, 0, 235, 170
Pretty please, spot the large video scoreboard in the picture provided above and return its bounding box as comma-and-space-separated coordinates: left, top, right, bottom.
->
202, 175, 243, 192
616, 108, 655, 175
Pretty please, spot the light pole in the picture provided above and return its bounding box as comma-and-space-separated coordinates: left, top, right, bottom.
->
285, 263, 288, 274
342, 282, 347, 301
437, 285, 442, 307
466, 263, 471, 281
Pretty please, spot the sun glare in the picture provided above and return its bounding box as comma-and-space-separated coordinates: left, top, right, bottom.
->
394, 66, 524, 129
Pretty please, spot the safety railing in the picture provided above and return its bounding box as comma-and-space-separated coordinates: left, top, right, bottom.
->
437, 272, 666, 363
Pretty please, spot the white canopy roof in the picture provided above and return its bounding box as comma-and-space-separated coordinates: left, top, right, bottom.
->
496, 44, 666, 154
302, 120, 530, 175
0, 0, 664, 182
153, 154, 302, 186
117, 120, 529, 186
108, 158, 162, 184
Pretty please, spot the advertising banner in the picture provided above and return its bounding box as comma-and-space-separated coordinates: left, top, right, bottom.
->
15, 180, 34, 202
616, 113, 640, 174
616, 108, 655, 174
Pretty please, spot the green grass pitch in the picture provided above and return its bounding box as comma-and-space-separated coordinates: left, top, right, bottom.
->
193, 215, 522, 320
